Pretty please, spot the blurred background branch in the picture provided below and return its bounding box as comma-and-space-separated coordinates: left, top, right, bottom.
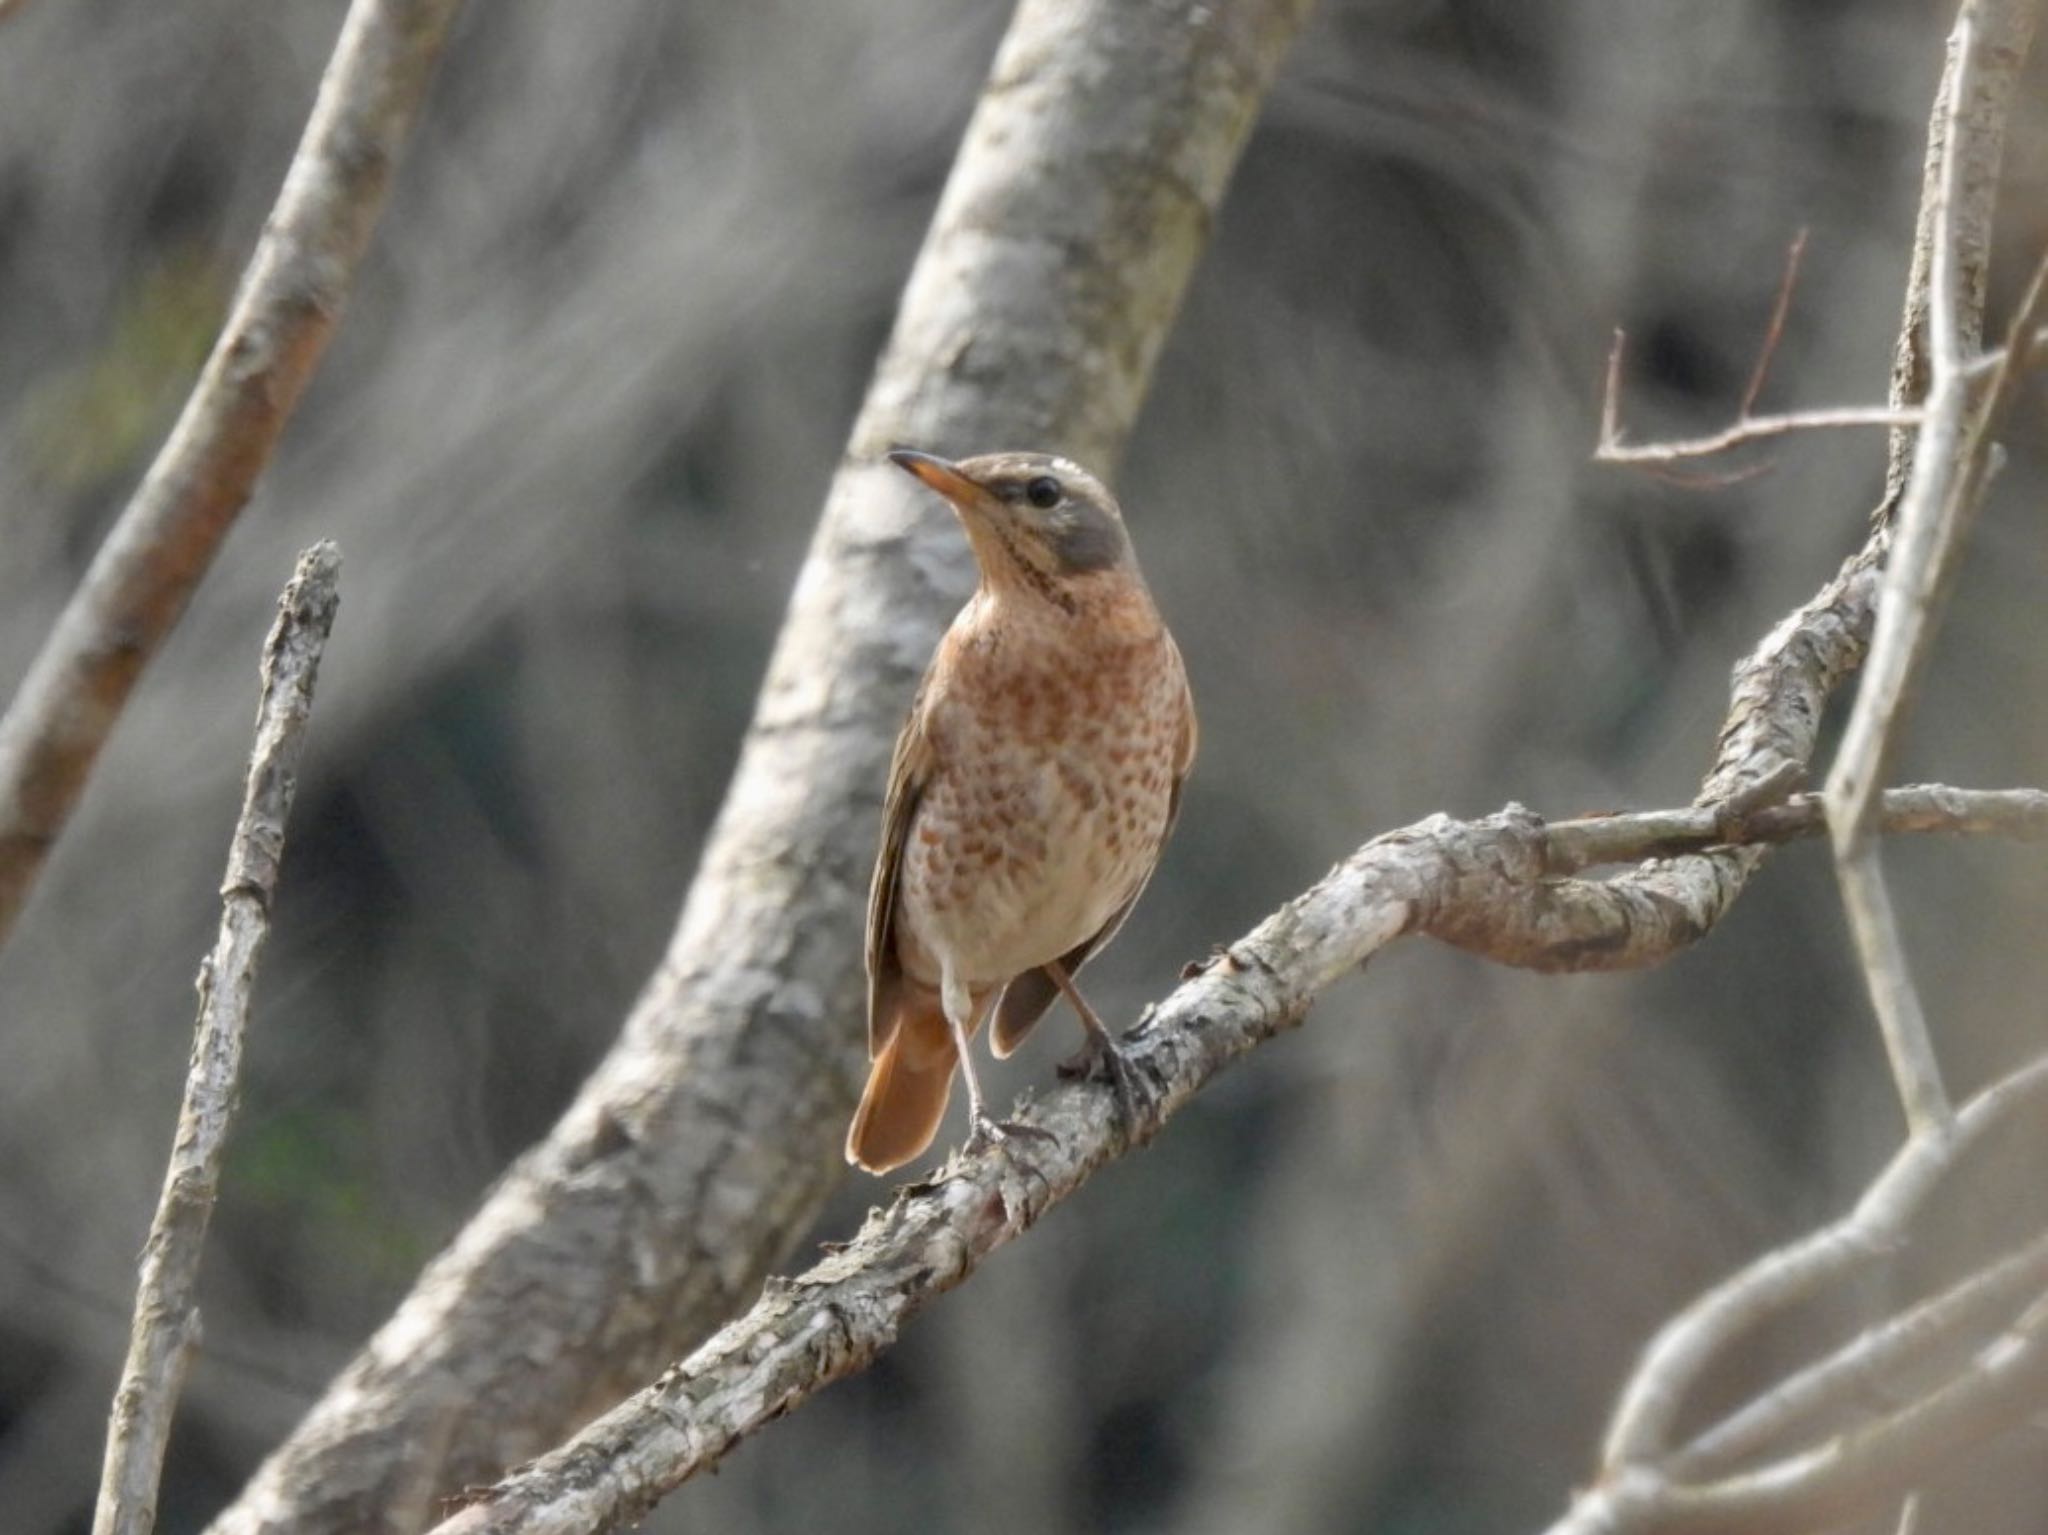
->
0, 0, 461, 952
94, 545, 340, 1535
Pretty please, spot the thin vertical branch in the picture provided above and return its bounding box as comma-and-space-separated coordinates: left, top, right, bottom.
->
1876, 0, 2041, 525
1821, 1, 2048, 1141
93, 544, 342, 1535
1819, 11, 1982, 1138
0, 0, 461, 956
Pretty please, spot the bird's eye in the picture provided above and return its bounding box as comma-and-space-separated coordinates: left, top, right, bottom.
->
1024, 475, 1063, 510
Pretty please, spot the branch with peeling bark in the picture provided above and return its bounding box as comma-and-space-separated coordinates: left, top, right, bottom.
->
0, 0, 460, 954
93, 545, 341, 1535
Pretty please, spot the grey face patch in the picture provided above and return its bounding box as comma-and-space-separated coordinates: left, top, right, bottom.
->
1049, 501, 1128, 573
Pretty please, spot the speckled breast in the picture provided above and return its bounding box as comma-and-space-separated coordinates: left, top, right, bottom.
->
897, 592, 1186, 994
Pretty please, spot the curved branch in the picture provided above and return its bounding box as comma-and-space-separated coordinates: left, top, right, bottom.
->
206, 3, 1316, 1531
1672, 1227, 2048, 1480
0, 0, 462, 952
1600, 1055, 2048, 1473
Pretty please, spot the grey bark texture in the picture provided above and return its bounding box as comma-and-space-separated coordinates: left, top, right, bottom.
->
93, 545, 341, 1535
205, 2, 1316, 1531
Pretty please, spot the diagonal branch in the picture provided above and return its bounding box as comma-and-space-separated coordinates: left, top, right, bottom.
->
0, 0, 462, 955
92, 544, 342, 1535
1822, 3, 2048, 1139
423, 773, 2048, 1535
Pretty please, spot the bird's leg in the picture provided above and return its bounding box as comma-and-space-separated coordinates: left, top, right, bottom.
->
1046, 960, 1158, 1142
943, 969, 1054, 1158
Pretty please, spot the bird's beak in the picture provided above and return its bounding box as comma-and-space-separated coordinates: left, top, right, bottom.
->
887, 448, 983, 506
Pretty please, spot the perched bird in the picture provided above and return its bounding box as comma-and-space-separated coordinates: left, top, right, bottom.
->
846, 448, 1197, 1174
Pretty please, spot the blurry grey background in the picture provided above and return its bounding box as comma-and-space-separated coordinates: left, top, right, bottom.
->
2, 0, 2046, 1532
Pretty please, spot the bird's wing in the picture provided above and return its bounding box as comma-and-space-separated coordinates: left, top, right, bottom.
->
992, 667, 1196, 1056
866, 675, 938, 1058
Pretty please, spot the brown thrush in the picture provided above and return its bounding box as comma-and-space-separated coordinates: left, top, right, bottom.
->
846, 449, 1197, 1174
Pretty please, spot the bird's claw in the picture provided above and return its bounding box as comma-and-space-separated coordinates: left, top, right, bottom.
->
962, 1114, 1058, 1160
1058, 1034, 1160, 1145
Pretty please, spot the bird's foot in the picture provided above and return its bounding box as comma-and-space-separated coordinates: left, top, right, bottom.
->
1057, 1033, 1160, 1145
962, 1112, 1058, 1161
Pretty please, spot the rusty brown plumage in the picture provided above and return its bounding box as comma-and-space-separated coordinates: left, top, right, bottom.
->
847, 449, 1196, 1174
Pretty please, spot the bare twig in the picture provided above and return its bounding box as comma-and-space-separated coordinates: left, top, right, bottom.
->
1960, 321, 2048, 377
1823, 3, 2048, 1139
92, 545, 342, 1535
1595, 393, 1920, 468
1595, 231, 1923, 473
1539, 784, 2048, 872
0, 0, 461, 956
1562, 1290, 2048, 1535
1738, 229, 1810, 418
1877, 0, 2042, 526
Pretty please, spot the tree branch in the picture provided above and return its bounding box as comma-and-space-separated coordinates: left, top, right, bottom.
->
1823, 0, 2048, 1139
418, 768, 2046, 1535
205, 4, 1317, 1532
1597, 1055, 2048, 1477
1671, 1227, 2048, 1480
92, 544, 341, 1535
1595, 231, 1928, 473
1539, 784, 2048, 874
1877, 0, 2041, 526
1546, 1051, 2048, 1535
0, 0, 461, 955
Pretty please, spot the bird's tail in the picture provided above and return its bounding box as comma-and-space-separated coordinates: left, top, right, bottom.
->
846, 991, 957, 1174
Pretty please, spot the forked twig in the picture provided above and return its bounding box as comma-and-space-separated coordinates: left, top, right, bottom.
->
1597, 230, 1922, 476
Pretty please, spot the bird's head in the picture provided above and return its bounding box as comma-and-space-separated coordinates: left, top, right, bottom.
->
888, 448, 1134, 600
